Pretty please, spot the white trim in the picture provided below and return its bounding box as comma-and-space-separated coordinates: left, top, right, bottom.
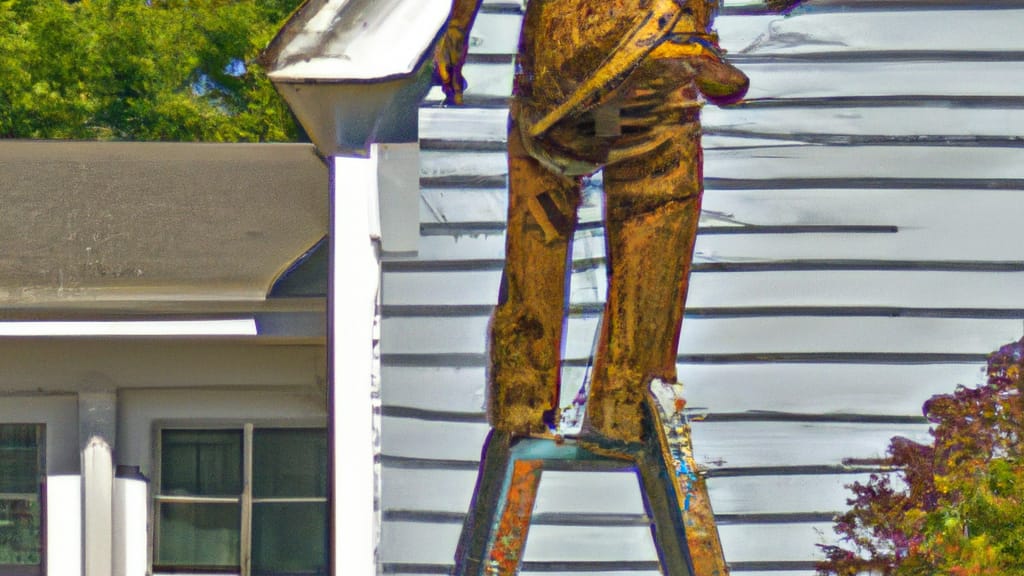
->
47, 475, 82, 576
152, 495, 241, 504
113, 476, 147, 576
330, 153, 382, 576
0, 320, 257, 337
83, 437, 113, 576
241, 423, 254, 576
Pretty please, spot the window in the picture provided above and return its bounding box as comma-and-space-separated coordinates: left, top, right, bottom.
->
154, 425, 328, 575
0, 425, 44, 575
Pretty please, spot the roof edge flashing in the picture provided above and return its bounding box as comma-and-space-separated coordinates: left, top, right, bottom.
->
262, 0, 450, 155
263, 0, 450, 82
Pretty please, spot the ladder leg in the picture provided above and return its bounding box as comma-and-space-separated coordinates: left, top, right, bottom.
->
454, 430, 513, 576
488, 460, 543, 574
578, 426, 697, 576
636, 442, 695, 576
640, 395, 728, 576
679, 471, 728, 576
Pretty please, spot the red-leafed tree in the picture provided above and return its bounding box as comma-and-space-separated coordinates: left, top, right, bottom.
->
818, 338, 1024, 576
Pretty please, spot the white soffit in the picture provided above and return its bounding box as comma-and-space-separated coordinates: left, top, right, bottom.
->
265, 0, 452, 82
0, 140, 327, 305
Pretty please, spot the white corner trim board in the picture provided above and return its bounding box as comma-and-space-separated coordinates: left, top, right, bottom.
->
331, 151, 383, 576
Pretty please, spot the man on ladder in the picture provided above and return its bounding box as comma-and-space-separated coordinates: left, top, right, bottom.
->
434, 0, 797, 573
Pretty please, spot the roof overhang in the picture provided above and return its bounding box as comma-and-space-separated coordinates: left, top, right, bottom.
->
0, 140, 328, 314
262, 0, 451, 156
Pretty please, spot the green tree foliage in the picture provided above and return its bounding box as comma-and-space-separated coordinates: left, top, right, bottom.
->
818, 338, 1024, 576
0, 0, 303, 141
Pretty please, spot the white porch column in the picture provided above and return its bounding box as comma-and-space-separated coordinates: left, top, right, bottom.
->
112, 467, 148, 576
330, 148, 382, 576
79, 390, 116, 576
47, 475, 83, 576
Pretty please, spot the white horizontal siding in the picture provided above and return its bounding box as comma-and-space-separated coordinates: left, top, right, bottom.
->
381, 521, 464, 565
707, 474, 885, 516
463, 12, 523, 55
462, 12, 775, 58
523, 525, 660, 562
464, 9, 1024, 58
380, 467, 864, 575
419, 187, 509, 223
386, 564, 823, 574
422, 106, 1024, 145
421, 150, 505, 179
422, 146, 1024, 181
383, 269, 502, 305
701, 188, 1024, 241
706, 145, 1024, 181
416, 187, 1024, 269
680, 363, 987, 415
532, 470, 648, 515
383, 467, 882, 516
702, 106, 1024, 138
426, 59, 1024, 102
691, 421, 929, 470
719, 522, 835, 563
735, 9, 1024, 54
415, 194, 1024, 261
383, 468, 479, 513
381, 366, 488, 413
518, 572, 662, 576
686, 270, 1024, 310
382, 1, 1024, 573
382, 315, 1022, 358
380, 520, 834, 568
420, 108, 509, 143
382, 417, 490, 461
724, 569, 811, 573
380, 416, 926, 470
381, 363, 987, 416
385, 268, 1024, 309
481, 0, 523, 9
381, 521, 662, 566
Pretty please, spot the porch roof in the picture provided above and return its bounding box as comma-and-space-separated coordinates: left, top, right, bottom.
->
0, 140, 327, 314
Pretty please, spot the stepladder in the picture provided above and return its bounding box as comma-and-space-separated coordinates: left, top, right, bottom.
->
452, 382, 728, 576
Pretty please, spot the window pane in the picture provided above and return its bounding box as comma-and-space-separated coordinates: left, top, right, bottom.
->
161, 430, 242, 496
253, 428, 327, 498
252, 502, 327, 575
0, 425, 41, 566
0, 426, 39, 494
157, 502, 240, 569
0, 499, 41, 565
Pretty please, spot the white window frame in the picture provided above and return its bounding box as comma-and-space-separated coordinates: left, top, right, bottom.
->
150, 420, 327, 576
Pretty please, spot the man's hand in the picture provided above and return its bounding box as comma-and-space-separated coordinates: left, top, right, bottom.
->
434, 0, 483, 105
434, 25, 470, 105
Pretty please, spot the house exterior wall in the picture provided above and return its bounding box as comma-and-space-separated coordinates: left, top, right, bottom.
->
0, 92, 331, 576
378, 0, 1024, 573
0, 339, 326, 576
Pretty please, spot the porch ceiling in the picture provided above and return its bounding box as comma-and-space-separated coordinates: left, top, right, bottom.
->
0, 140, 327, 309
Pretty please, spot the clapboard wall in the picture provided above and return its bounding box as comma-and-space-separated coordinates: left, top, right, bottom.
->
379, 0, 1024, 573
